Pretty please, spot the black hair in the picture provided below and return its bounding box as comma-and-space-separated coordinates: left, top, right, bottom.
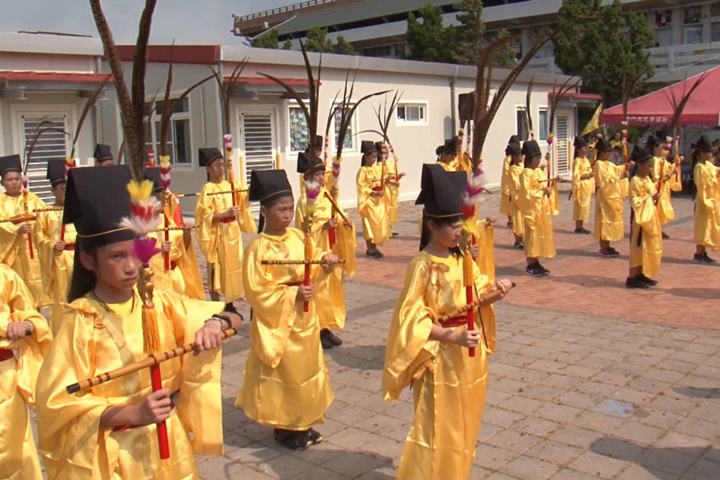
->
524, 154, 540, 168
419, 212, 463, 257
630, 155, 651, 180
435, 145, 444, 157
692, 149, 702, 168
258, 193, 295, 233
67, 239, 97, 302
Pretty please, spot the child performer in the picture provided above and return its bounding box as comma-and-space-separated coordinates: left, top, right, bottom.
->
94, 143, 115, 167
572, 135, 595, 234
507, 142, 525, 249
0, 263, 52, 480
518, 140, 556, 277
35, 165, 242, 479
383, 164, 513, 480
499, 136, 519, 228
435, 137, 459, 172
357, 141, 390, 258
377, 141, 404, 237
33, 160, 76, 329
145, 167, 205, 299
647, 135, 681, 240
627, 145, 662, 289
594, 137, 629, 257
295, 152, 356, 350
195, 147, 255, 313
238, 169, 338, 450
692, 135, 720, 264
0, 154, 48, 306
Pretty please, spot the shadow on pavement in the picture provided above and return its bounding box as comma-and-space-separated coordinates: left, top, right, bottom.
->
664, 288, 720, 300
327, 344, 386, 370
590, 437, 719, 480
673, 387, 720, 399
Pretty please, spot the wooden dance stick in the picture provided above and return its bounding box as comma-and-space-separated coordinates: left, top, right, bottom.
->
261, 259, 346, 266
322, 191, 349, 223
437, 282, 516, 324
66, 328, 237, 394
175, 189, 247, 198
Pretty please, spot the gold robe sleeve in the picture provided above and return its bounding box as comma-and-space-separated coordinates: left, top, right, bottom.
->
32, 209, 57, 299
236, 189, 257, 234
382, 256, 436, 401
194, 183, 219, 263
630, 178, 659, 235
0, 265, 52, 403
356, 167, 373, 216
0, 195, 23, 266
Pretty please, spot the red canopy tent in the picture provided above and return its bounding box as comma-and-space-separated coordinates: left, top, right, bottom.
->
601, 66, 720, 126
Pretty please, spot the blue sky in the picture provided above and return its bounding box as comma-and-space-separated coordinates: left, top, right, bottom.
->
1, 0, 298, 43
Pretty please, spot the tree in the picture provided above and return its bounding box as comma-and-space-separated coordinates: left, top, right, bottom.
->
252, 28, 280, 49
305, 26, 334, 53
406, 3, 460, 63
333, 36, 355, 55
282, 39, 293, 50
454, 0, 485, 64
553, 0, 655, 105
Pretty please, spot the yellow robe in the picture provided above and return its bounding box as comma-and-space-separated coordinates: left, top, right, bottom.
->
36, 289, 225, 479
32, 207, 77, 329
653, 156, 682, 224
499, 156, 512, 216
383, 159, 401, 224
151, 209, 205, 300
237, 228, 334, 430
438, 160, 459, 172
508, 164, 525, 237
594, 160, 626, 242
572, 156, 595, 222
357, 164, 390, 246
0, 192, 48, 305
0, 264, 52, 480
629, 176, 662, 278
195, 180, 255, 301
694, 161, 720, 249
383, 252, 496, 480
295, 187, 357, 330
518, 168, 556, 259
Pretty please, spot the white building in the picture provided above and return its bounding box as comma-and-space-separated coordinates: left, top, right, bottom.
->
0, 31, 588, 212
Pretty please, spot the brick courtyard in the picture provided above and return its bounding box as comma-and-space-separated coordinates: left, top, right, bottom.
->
193, 187, 720, 479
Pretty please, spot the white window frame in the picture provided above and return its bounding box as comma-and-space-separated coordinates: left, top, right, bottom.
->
515, 106, 529, 141
235, 104, 280, 187
143, 95, 194, 168
395, 101, 429, 126
331, 102, 359, 154
286, 101, 310, 154
538, 106, 549, 141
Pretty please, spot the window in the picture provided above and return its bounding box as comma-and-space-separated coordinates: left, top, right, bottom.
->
333, 105, 357, 153
654, 10, 672, 28
19, 113, 70, 202
684, 6, 702, 24
539, 109, 549, 140
288, 106, 309, 153
396, 103, 427, 125
713, 22, 720, 42
516, 108, 528, 142
685, 25, 704, 44
143, 98, 192, 164
713, 2, 720, 17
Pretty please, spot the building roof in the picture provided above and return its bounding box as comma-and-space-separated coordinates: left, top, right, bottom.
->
0, 71, 110, 83
274, 0, 457, 36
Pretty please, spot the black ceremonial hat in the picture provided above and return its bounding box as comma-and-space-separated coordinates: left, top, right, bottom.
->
143, 167, 164, 192
595, 137, 612, 153
630, 144, 652, 163
505, 142, 521, 156
522, 140, 542, 158
199, 148, 223, 167
573, 135, 588, 149
696, 135, 713, 153
361, 140, 377, 155
94, 144, 113, 163
46, 159, 67, 186
437, 137, 458, 156
249, 169, 292, 204
0, 154, 23, 176
297, 151, 325, 175
415, 164, 466, 218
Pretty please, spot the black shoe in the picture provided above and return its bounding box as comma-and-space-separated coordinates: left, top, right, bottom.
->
513, 241, 525, 249
392, 231, 399, 237
321, 328, 343, 346
599, 249, 619, 258
694, 253, 715, 264
320, 332, 334, 350
537, 264, 551, 275
365, 249, 384, 259
273, 429, 313, 450
574, 227, 591, 234
626, 276, 650, 289
639, 274, 657, 286
507, 221, 513, 228
525, 264, 544, 277
661, 231, 670, 240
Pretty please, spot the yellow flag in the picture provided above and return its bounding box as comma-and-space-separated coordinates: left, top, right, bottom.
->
582, 103, 602, 136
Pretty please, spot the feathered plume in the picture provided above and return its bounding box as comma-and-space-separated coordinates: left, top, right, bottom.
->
547, 77, 580, 148
70, 76, 111, 159
472, 35, 550, 167
374, 91, 402, 144
665, 70, 709, 136
524, 76, 534, 138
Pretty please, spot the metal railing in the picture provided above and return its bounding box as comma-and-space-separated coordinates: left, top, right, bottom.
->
647, 41, 720, 74
234, 0, 337, 22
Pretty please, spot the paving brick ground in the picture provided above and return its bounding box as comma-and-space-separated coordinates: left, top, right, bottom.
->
192, 188, 720, 479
